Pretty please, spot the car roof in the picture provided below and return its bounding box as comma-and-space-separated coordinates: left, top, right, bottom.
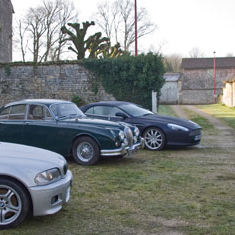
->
85, 101, 132, 107
4, 99, 72, 108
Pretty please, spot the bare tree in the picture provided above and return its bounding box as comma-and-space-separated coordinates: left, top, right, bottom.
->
95, 0, 156, 52
226, 52, 233, 57
42, 0, 78, 61
164, 54, 182, 72
189, 47, 205, 58
17, 0, 78, 62
17, 20, 29, 62
95, 1, 112, 39
26, 6, 47, 63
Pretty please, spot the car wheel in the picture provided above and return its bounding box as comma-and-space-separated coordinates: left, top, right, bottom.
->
143, 127, 166, 150
72, 136, 100, 165
0, 178, 30, 230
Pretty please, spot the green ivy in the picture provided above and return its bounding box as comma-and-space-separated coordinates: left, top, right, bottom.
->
82, 53, 165, 109
71, 95, 86, 106
5, 65, 11, 76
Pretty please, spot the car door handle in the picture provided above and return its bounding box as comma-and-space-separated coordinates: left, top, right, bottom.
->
0, 122, 4, 124
25, 122, 30, 125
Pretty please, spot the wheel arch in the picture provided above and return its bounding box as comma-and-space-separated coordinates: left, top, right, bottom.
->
0, 174, 33, 214
69, 133, 101, 154
142, 125, 168, 150
142, 125, 167, 143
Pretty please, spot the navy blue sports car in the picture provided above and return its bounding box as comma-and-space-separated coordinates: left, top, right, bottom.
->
80, 101, 202, 151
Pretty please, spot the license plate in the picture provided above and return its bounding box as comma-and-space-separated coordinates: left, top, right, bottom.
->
194, 135, 201, 141
127, 148, 137, 156
127, 149, 134, 156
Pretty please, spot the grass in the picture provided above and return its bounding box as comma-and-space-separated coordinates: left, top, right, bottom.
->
4, 105, 235, 234
183, 108, 214, 131
198, 104, 235, 129
158, 104, 177, 117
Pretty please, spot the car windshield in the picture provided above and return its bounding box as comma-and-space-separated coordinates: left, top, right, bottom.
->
50, 103, 86, 119
119, 104, 153, 117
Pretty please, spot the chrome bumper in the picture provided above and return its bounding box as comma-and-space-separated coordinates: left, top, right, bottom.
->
29, 170, 73, 216
101, 138, 144, 156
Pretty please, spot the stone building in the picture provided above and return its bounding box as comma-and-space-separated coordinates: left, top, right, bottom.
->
181, 57, 235, 104
0, 0, 14, 62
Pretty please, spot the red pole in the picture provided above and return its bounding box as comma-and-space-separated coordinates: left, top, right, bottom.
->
135, 0, 137, 56
213, 51, 216, 103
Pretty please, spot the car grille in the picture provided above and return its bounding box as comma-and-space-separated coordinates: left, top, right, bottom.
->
189, 129, 201, 136
124, 127, 133, 147
63, 162, 68, 175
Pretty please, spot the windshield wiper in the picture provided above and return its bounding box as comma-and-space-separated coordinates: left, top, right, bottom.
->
57, 113, 84, 120
69, 114, 78, 118
57, 115, 70, 120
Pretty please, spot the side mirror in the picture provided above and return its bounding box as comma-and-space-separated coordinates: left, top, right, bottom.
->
115, 112, 127, 119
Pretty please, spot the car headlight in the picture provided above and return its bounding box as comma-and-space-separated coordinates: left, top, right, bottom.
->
167, 123, 189, 132
188, 120, 200, 127
134, 127, 140, 136
133, 136, 138, 144
119, 130, 125, 140
35, 168, 62, 186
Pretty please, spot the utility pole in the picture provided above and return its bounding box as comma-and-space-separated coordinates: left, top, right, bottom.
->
135, 0, 137, 56
213, 51, 216, 103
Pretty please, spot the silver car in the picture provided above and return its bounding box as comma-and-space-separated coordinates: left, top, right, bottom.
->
0, 142, 72, 229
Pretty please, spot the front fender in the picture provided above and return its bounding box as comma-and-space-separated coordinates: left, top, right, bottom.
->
70, 126, 118, 150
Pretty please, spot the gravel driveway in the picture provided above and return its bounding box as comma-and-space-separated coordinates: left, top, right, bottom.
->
170, 105, 235, 149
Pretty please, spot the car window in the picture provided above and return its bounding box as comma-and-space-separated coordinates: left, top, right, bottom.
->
28, 105, 53, 120
7, 105, 26, 120
93, 106, 111, 116
50, 103, 85, 119
85, 107, 94, 115
0, 107, 11, 120
86, 106, 125, 117
110, 107, 124, 117
119, 104, 153, 117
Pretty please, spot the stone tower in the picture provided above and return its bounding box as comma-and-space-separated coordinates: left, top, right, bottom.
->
0, 0, 14, 62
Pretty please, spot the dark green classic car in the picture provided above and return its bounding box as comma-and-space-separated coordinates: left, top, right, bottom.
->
0, 99, 144, 165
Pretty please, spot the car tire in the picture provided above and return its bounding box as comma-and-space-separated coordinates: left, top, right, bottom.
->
143, 127, 166, 150
72, 136, 100, 165
0, 178, 30, 230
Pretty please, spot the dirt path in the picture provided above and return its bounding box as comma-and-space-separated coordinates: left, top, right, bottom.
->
170, 105, 235, 149
170, 105, 189, 120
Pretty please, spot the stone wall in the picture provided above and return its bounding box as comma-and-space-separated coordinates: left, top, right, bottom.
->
181, 68, 235, 104
0, 62, 115, 106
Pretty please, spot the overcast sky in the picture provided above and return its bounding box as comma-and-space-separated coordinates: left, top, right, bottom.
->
11, 0, 235, 59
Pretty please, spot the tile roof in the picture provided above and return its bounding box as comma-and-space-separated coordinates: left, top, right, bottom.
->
182, 57, 235, 69
163, 73, 182, 82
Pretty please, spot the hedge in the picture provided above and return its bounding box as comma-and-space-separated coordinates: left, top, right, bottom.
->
82, 53, 165, 109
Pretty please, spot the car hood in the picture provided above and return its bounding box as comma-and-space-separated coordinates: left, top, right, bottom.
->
137, 114, 201, 129
0, 142, 67, 187
0, 142, 66, 167
61, 117, 124, 129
